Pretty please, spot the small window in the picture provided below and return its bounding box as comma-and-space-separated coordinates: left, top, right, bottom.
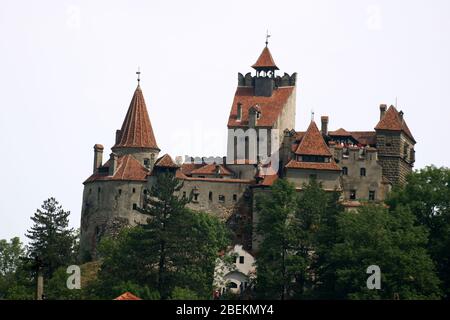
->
229, 282, 238, 289
350, 190, 357, 200
360, 168, 366, 177
239, 256, 244, 264
133, 188, 136, 193
237, 104, 242, 121
132, 203, 137, 210
144, 158, 150, 166
183, 191, 186, 198
342, 167, 348, 176
193, 194, 199, 202
233, 194, 237, 202
219, 195, 225, 203
209, 191, 213, 201
118, 189, 122, 195
369, 191, 375, 201
256, 111, 261, 120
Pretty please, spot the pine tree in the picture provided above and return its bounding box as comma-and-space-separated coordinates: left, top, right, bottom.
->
26, 197, 77, 278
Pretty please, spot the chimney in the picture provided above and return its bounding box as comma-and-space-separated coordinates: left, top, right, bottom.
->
115, 130, 122, 145
222, 156, 227, 166
380, 104, 387, 120
321, 116, 329, 136
108, 152, 118, 176
93, 144, 104, 173
399, 110, 404, 122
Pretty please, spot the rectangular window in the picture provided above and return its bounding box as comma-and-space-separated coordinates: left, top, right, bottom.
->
350, 190, 357, 200
219, 195, 225, 203
233, 194, 237, 201
369, 191, 375, 201
182, 191, 186, 198
239, 256, 245, 264
360, 168, 366, 177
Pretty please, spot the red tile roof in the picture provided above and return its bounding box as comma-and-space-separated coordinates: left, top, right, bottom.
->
349, 131, 376, 146
259, 174, 279, 186
181, 177, 253, 184
114, 292, 142, 300
180, 163, 204, 175
190, 163, 233, 176
84, 155, 149, 183
252, 46, 279, 70
375, 106, 415, 142
113, 85, 159, 150
329, 128, 352, 137
285, 159, 341, 171
154, 154, 178, 168
295, 121, 332, 156
228, 87, 294, 127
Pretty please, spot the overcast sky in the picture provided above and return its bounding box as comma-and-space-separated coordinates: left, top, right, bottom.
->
1, 0, 449, 242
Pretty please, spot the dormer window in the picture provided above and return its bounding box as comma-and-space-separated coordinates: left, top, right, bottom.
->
237, 103, 242, 121
256, 111, 261, 120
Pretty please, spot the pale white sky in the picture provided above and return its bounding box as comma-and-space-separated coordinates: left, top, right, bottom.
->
1, 0, 449, 241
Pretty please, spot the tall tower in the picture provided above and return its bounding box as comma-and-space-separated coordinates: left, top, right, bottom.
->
226, 42, 297, 176
375, 105, 416, 185
112, 84, 160, 169
80, 79, 159, 261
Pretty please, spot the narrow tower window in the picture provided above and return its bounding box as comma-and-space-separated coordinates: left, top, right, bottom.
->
237, 103, 242, 121
360, 168, 366, 177
342, 167, 348, 176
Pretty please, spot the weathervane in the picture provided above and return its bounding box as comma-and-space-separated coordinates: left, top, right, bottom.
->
136, 67, 141, 84
265, 30, 271, 47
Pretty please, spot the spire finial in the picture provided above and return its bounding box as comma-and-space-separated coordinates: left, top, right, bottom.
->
311, 109, 315, 121
136, 66, 141, 85
265, 30, 271, 47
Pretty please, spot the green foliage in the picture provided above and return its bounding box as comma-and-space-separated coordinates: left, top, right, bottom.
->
329, 205, 441, 299
387, 166, 450, 298
26, 197, 78, 278
170, 287, 200, 300
94, 172, 231, 300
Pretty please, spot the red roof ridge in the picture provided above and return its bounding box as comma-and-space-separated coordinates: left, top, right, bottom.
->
375, 105, 415, 142
295, 121, 332, 157
113, 85, 159, 150
251, 46, 279, 70
155, 154, 179, 168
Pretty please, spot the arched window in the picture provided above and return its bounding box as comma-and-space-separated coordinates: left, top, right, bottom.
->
342, 167, 348, 175
360, 168, 366, 177
228, 282, 238, 289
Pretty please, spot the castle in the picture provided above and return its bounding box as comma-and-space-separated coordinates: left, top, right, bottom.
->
79, 43, 416, 261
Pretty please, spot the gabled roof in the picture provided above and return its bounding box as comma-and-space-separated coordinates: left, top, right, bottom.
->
190, 163, 232, 176
375, 106, 415, 142
285, 159, 341, 171
84, 155, 149, 183
154, 154, 178, 168
329, 128, 352, 137
252, 46, 279, 70
113, 85, 159, 150
295, 121, 332, 157
228, 87, 294, 127
114, 292, 142, 300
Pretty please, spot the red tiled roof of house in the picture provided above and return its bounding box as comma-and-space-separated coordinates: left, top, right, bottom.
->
190, 163, 233, 176
349, 131, 376, 146
285, 159, 341, 171
375, 106, 415, 142
228, 87, 295, 128
181, 177, 253, 184
154, 154, 178, 168
260, 174, 279, 186
295, 121, 332, 156
113, 85, 159, 150
251, 46, 279, 70
84, 155, 149, 183
329, 128, 352, 137
114, 292, 142, 300
180, 162, 204, 175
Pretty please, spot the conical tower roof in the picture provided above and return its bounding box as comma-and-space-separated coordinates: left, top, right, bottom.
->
252, 46, 279, 70
113, 85, 159, 150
